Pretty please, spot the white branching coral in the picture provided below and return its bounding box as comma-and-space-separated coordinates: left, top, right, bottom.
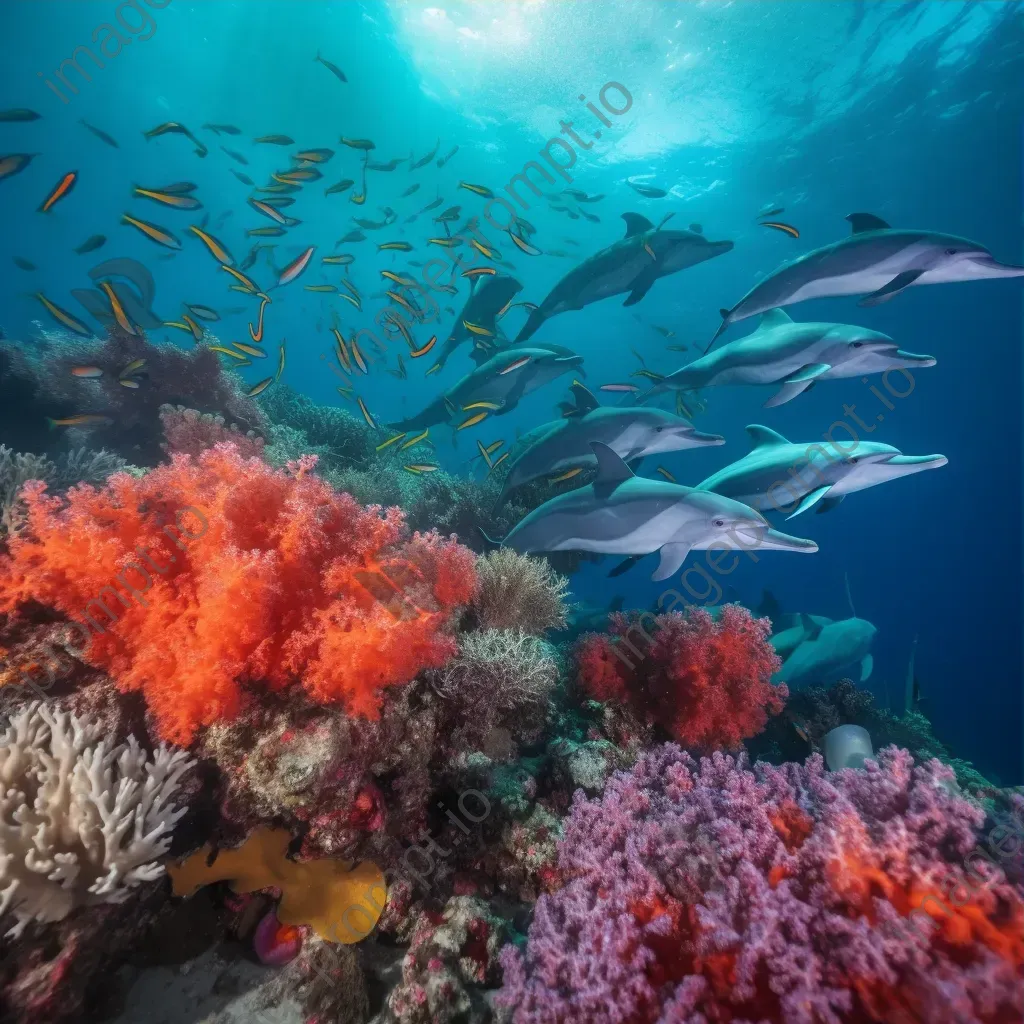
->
0, 702, 194, 937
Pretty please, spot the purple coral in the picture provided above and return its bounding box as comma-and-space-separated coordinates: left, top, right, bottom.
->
497, 745, 1024, 1024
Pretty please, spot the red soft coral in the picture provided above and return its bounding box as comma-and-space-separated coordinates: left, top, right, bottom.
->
0, 444, 476, 745
575, 605, 786, 751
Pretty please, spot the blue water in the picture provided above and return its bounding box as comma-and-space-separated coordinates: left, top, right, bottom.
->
1, 0, 1021, 782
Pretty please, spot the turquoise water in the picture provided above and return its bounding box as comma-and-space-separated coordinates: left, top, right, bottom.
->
1, 0, 1021, 789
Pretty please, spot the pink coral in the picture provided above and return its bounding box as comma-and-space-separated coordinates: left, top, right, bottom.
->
498, 745, 1024, 1023
575, 605, 786, 750
159, 403, 265, 459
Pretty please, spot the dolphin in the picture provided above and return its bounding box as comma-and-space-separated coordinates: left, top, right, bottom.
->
649, 307, 936, 408
709, 212, 1024, 348
515, 213, 733, 343
698, 424, 948, 518
432, 273, 523, 372
390, 345, 583, 432
496, 383, 724, 508
769, 613, 834, 662
498, 442, 818, 581
773, 613, 877, 690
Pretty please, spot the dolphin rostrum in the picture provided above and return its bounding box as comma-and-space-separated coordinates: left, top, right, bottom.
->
496, 383, 724, 507
499, 441, 818, 581
390, 345, 583, 432
649, 307, 935, 408
773, 612, 878, 690
431, 272, 523, 372
709, 212, 1024, 348
515, 213, 733, 343
698, 424, 948, 518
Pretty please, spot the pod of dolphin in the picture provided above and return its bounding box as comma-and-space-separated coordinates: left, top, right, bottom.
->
446, 208, 1024, 580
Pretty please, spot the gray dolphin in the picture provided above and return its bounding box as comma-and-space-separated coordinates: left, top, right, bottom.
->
698, 424, 947, 518
496, 384, 724, 507
709, 212, 1024, 348
390, 345, 583, 432
515, 213, 733, 343
773, 613, 877, 690
499, 442, 818, 581
432, 273, 523, 372
650, 307, 935, 408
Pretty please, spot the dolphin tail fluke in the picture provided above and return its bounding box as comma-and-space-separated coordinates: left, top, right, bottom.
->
702, 309, 731, 354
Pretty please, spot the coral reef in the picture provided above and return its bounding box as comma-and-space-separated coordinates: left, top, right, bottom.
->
0, 702, 193, 937
159, 404, 266, 460
385, 896, 506, 1024
749, 677, 998, 794
430, 630, 559, 752
0, 328, 264, 466
471, 549, 569, 635
0, 444, 476, 744
0, 443, 127, 538
497, 744, 1024, 1023
575, 604, 786, 751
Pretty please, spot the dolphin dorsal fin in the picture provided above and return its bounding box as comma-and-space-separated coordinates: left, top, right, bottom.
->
757, 307, 793, 330
800, 612, 823, 641
590, 441, 634, 496
622, 213, 655, 237
746, 424, 789, 449
569, 379, 600, 415
846, 212, 890, 233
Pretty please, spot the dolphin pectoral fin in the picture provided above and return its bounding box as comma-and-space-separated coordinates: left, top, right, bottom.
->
846, 212, 891, 233
652, 542, 692, 581
622, 212, 655, 237
786, 485, 833, 519
608, 554, 642, 578
815, 494, 844, 514
859, 270, 924, 306
764, 379, 815, 408
859, 654, 874, 681
787, 362, 831, 382
765, 363, 830, 407
623, 267, 658, 307
590, 441, 635, 497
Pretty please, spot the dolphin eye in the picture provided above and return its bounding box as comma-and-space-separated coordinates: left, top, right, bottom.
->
713, 518, 726, 528
851, 342, 863, 348
945, 248, 957, 255
655, 426, 664, 432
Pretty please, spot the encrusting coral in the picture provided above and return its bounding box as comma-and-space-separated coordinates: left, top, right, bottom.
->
386, 895, 507, 1024
0, 702, 194, 937
470, 549, 569, 635
167, 826, 386, 944
575, 603, 787, 751
0, 443, 478, 744
497, 744, 1024, 1024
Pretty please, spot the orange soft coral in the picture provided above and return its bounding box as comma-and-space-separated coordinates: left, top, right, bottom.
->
0, 445, 477, 744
